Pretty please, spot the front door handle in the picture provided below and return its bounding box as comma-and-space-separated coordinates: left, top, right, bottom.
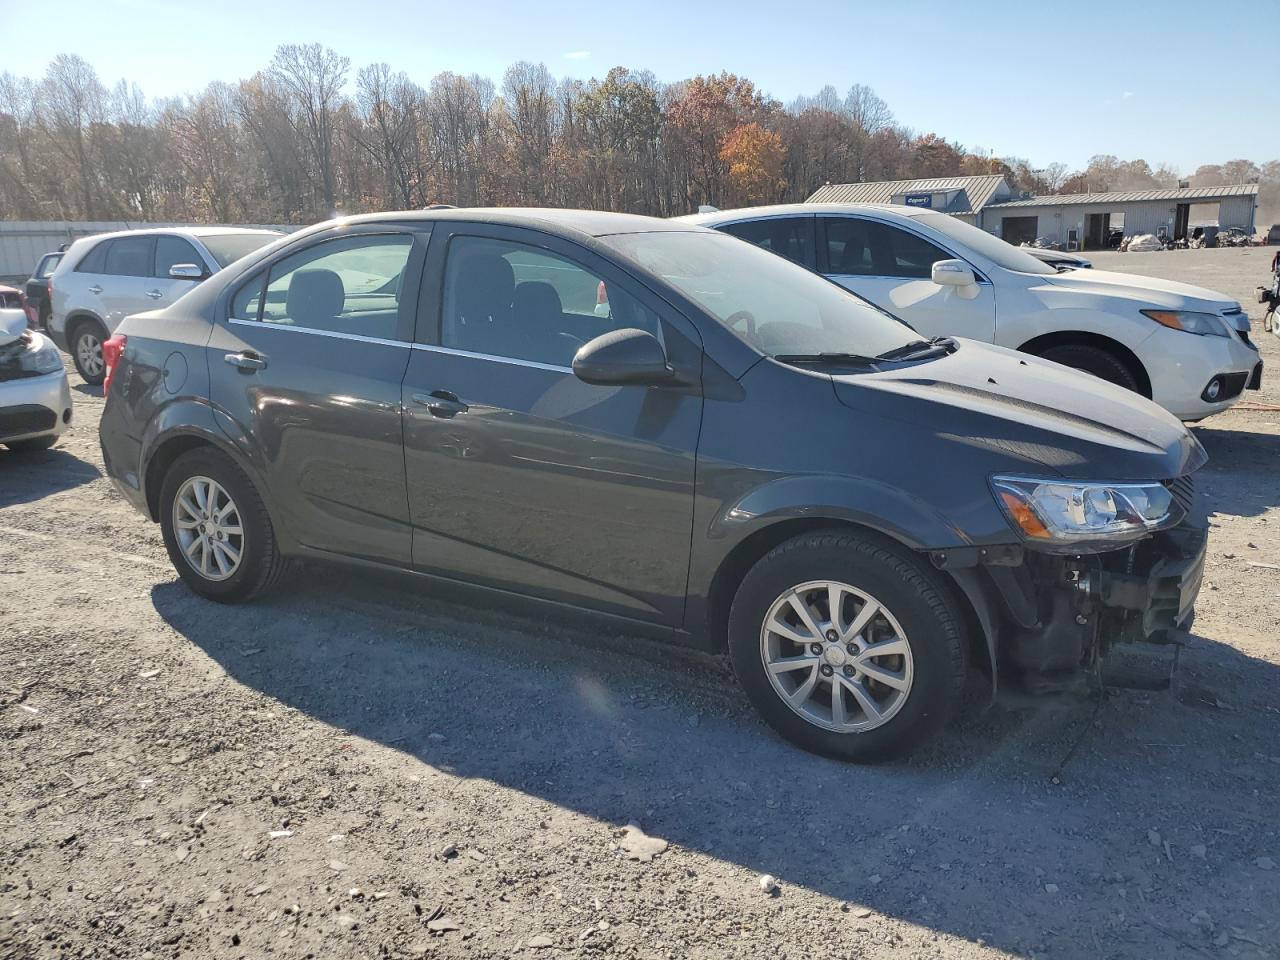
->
412, 390, 469, 418
88, 285, 102, 295
145, 289, 163, 299
224, 351, 268, 373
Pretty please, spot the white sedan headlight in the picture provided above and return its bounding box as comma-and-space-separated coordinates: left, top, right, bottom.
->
19, 335, 65, 375
992, 475, 1180, 551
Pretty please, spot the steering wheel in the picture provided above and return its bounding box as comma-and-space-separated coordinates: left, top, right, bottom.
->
724, 309, 757, 338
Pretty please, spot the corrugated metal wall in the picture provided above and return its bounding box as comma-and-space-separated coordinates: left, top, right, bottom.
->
981, 199, 1257, 247
0, 221, 297, 280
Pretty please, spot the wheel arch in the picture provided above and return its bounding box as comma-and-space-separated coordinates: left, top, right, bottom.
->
142, 426, 263, 524
1018, 330, 1152, 398
701, 517, 993, 685
64, 309, 108, 338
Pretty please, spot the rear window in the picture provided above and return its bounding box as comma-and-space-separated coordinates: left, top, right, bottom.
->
37, 253, 63, 278
199, 233, 282, 268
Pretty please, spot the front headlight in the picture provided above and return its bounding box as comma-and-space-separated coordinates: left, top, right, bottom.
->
1141, 309, 1229, 338
19, 336, 65, 375
992, 475, 1180, 551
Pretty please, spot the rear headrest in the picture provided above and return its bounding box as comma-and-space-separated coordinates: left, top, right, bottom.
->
286, 269, 344, 324
455, 252, 515, 320
513, 281, 562, 321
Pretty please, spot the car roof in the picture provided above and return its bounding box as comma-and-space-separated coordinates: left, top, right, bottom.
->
675, 202, 933, 225
336, 207, 710, 240
71, 226, 284, 247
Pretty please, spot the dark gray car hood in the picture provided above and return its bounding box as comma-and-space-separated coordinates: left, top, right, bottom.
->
830, 340, 1206, 481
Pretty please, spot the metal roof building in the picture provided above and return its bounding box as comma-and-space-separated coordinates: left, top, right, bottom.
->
806, 177, 1259, 251
807, 175, 1012, 224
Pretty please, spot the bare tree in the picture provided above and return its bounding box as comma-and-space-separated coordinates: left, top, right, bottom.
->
41, 54, 105, 218
269, 43, 350, 213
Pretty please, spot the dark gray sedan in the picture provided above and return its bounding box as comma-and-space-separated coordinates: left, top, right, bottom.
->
99, 208, 1207, 760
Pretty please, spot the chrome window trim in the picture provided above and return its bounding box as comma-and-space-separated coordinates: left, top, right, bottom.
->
225, 320, 577, 375
228, 318, 409, 349
410, 341, 573, 374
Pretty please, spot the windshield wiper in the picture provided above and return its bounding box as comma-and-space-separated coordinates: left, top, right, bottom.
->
774, 352, 881, 366
874, 336, 957, 361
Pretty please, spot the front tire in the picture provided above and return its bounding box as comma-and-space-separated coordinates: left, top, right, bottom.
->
159, 448, 287, 602
728, 530, 967, 761
1039, 343, 1141, 393
70, 320, 107, 385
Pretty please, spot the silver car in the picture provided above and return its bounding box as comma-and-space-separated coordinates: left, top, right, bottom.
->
0, 308, 72, 452
48, 227, 284, 384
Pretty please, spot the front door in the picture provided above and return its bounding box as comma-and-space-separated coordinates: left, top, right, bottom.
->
819, 216, 996, 342
206, 227, 426, 565
402, 224, 703, 625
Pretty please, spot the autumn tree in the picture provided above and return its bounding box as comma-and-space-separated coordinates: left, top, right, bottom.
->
721, 122, 784, 206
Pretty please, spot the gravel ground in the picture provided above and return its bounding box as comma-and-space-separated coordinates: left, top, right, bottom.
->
2, 247, 1278, 960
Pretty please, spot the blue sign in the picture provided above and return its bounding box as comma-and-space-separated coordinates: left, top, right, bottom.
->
903, 193, 933, 208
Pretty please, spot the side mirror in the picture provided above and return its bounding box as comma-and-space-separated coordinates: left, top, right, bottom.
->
169, 263, 205, 280
572, 328, 674, 386
931, 259, 976, 287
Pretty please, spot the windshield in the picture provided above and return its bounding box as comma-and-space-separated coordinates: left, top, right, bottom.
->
200, 232, 284, 268
37, 253, 63, 278
912, 212, 1057, 275
603, 231, 918, 358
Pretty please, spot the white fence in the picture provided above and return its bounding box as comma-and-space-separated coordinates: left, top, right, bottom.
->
0, 221, 298, 280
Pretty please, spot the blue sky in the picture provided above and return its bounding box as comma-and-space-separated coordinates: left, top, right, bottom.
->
2, 0, 1275, 173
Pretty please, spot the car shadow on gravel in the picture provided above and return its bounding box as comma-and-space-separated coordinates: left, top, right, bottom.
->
150, 566, 1280, 958
0, 447, 101, 507
1191, 425, 1280, 517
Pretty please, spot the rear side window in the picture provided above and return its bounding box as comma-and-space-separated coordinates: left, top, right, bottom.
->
155, 236, 205, 278
236, 234, 413, 340
75, 241, 109, 274
720, 217, 813, 267
104, 236, 154, 278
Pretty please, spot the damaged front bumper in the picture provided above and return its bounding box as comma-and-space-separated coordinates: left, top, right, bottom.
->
935, 513, 1208, 692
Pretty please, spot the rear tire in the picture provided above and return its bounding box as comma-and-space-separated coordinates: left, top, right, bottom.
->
727, 529, 968, 762
4, 436, 58, 452
69, 319, 107, 385
1039, 343, 1141, 393
159, 447, 287, 603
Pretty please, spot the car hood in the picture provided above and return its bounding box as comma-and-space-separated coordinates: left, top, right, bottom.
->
1038, 268, 1238, 312
0, 308, 26, 346
830, 340, 1206, 481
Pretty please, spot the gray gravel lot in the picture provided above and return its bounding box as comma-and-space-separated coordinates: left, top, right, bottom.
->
2, 247, 1278, 960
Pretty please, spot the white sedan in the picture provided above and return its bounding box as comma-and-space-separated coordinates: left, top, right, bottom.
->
0, 308, 72, 452
679, 204, 1262, 421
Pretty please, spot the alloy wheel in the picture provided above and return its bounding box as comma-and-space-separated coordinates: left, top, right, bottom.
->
759, 579, 914, 733
173, 476, 244, 582
76, 332, 104, 378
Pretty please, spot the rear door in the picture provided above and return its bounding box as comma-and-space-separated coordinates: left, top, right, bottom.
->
401, 222, 703, 624
206, 226, 427, 565
100, 235, 156, 330
819, 215, 996, 342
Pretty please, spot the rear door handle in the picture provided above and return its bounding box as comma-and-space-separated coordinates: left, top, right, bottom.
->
145, 289, 163, 299
88, 285, 102, 295
224, 351, 268, 372
412, 390, 469, 418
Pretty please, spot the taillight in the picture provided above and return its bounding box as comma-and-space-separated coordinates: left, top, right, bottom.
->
103, 334, 126, 396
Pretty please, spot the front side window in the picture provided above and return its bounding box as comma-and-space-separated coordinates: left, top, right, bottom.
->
826, 219, 949, 280
238, 234, 413, 339
155, 236, 205, 278
604, 230, 917, 359
104, 236, 154, 278
875, 223, 950, 279
824, 218, 877, 275
441, 236, 661, 368
720, 217, 812, 267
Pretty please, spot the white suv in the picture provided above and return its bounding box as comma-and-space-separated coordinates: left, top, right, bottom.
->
680, 204, 1263, 421
48, 227, 284, 383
